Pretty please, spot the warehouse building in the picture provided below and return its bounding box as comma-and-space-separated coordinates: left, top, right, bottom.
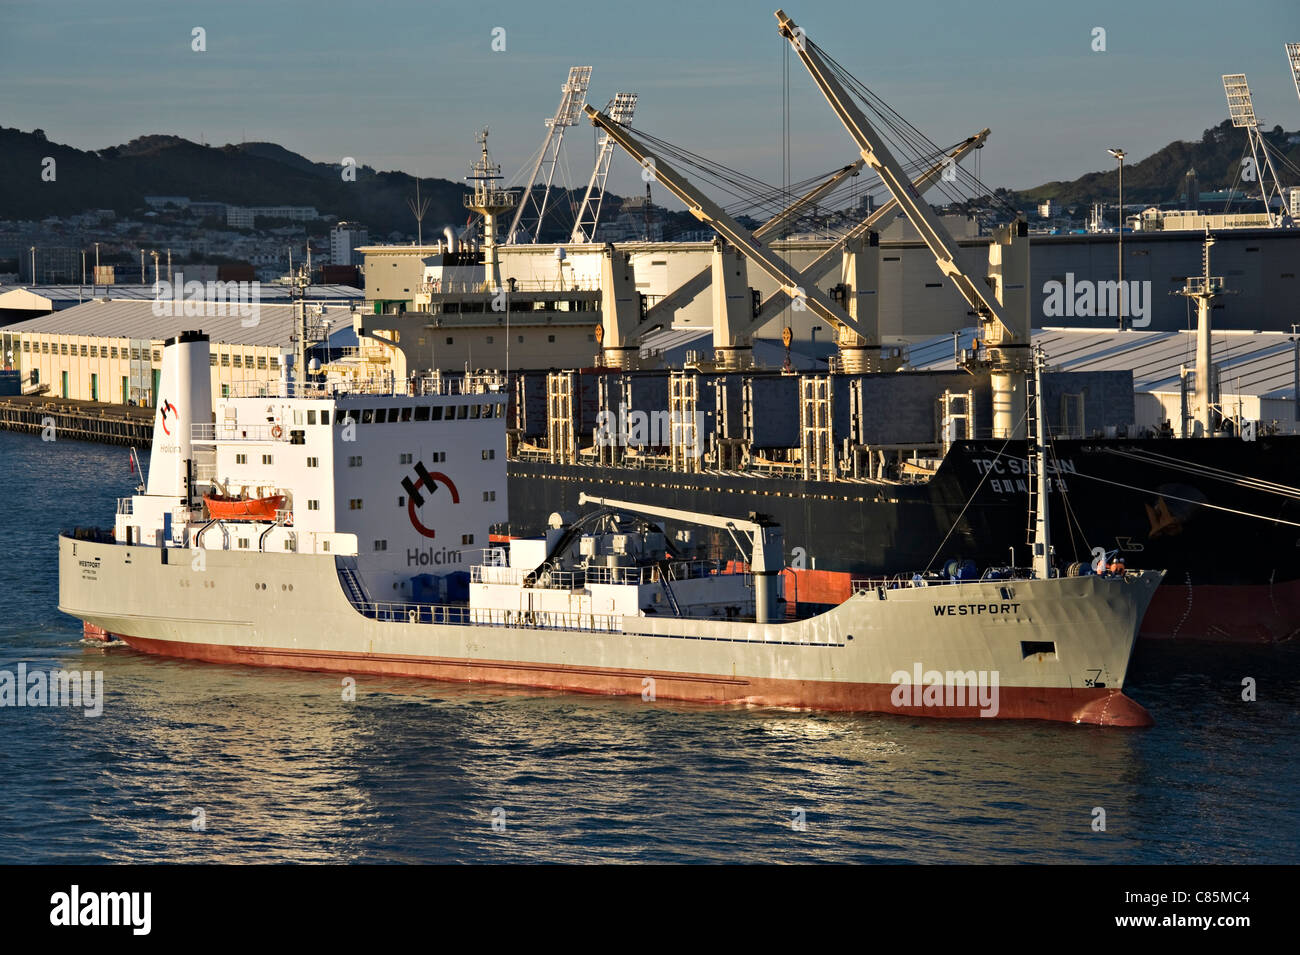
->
3, 299, 357, 407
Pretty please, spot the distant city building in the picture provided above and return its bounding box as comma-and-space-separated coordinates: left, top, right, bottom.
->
189, 201, 227, 220
330, 221, 369, 267
144, 196, 191, 209
226, 206, 320, 229
1037, 200, 1059, 218
1288, 187, 1300, 219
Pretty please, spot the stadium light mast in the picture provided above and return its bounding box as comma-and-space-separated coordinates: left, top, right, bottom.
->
1222, 73, 1289, 227
507, 66, 592, 244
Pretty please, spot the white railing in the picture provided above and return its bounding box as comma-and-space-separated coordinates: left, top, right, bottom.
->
472, 565, 524, 585
116, 497, 133, 515
352, 599, 622, 633
223, 372, 509, 400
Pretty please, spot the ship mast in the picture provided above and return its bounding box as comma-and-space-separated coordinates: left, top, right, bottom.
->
1031, 345, 1053, 579
464, 129, 517, 291
1174, 231, 1233, 437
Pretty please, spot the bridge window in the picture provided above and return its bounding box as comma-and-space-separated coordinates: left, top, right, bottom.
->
235, 454, 247, 464
307, 500, 320, 511
414, 406, 430, 422
430, 406, 443, 421
373, 540, 388, 551
348, 456, 362, 467
387, 408, 400, 423
461, 534, 474, 545
320, 410, 329, 425
482, 449, 495, 460
349, 499, 363, 510
483, 490, 496, 501
307, 457, 319, 468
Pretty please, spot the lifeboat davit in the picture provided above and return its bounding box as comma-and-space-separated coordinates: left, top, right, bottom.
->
203, 492, 285, 521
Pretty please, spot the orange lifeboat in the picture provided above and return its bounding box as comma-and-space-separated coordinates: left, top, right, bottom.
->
203, 492, 286, 522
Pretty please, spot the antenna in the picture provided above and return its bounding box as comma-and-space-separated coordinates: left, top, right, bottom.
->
407, 180, 431, 246
507, 66, 593, 243
1222, 73, 1290, 226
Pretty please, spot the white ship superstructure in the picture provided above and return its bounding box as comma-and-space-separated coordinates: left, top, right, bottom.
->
113, 331, 506, 600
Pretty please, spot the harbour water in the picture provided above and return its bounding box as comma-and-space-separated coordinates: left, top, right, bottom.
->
1, 429, 1296, 864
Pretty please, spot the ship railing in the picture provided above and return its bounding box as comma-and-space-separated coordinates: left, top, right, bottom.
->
851, 575, 972, 595
116, 497, 134, 515
584, 559, 731, 586
472, 564, 524, 585
221, 373, 509, 401
354, 600, 622, 633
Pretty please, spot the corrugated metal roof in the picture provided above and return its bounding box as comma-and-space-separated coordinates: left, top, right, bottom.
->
908, 327, 1300, 399
0, 284, 363, 308
4, 299, 357, 348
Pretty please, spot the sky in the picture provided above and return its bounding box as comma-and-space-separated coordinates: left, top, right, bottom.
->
2, 0, 1299, 207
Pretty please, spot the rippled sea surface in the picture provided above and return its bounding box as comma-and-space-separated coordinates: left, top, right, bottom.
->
1, 430, 1296, 863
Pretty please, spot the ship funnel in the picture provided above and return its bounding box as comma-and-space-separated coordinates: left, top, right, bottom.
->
147, 330, 212, 502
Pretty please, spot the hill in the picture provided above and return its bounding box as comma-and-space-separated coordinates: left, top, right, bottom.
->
1017, 119, 1300, 210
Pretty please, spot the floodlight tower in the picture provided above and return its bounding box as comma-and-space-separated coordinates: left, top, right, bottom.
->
507, 66, 592, 244
1287, 43, 1300, 104
1222, 73, 1290, 227
572, 93, 638, 243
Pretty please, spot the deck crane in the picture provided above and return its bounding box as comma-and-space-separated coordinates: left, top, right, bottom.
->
644, 132, 988, 337
641, 159, 864, 330
776, 9, 1032, 439
507, 66, 593, 244
585, 104, 884, 371
740, 131, 989, 337
578, 493, 784, 624
572, 93, 638, 243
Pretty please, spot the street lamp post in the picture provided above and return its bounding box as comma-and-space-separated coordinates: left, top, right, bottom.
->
1108, 148, 1126, 330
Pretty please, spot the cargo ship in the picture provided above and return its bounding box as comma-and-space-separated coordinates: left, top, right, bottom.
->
57, 331, 1164, 726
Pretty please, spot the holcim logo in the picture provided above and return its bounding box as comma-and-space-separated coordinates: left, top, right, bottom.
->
151, 271, 262, 327
159, 399, 178, 435
1042, 273, 1151, 327
402, 462, 460, 539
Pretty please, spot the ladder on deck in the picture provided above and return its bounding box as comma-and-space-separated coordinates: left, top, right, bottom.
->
659, 570, 683, 617
337, 560, 371, 612
1025, 368, 1039, 547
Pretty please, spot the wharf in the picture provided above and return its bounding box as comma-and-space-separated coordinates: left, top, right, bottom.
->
0, 395, 153, 446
